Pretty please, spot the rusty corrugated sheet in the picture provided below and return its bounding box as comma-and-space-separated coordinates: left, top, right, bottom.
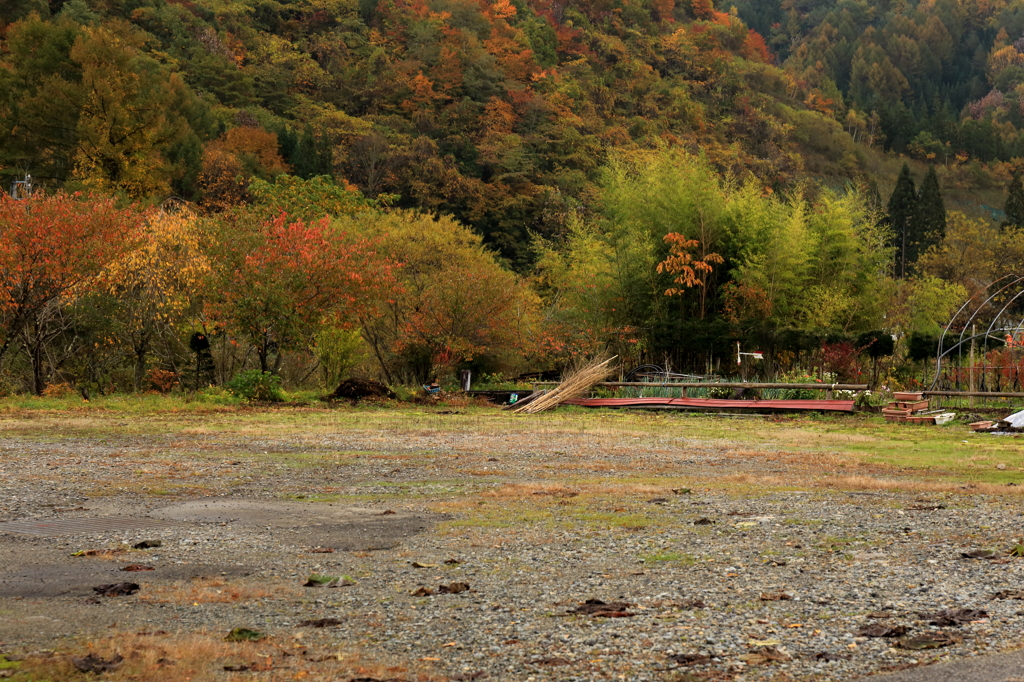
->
565, 397, 855, 412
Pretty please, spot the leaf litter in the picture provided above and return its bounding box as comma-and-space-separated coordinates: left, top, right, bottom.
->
567, 598, 634, 617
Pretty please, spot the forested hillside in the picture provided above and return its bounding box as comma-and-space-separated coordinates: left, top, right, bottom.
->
1, 0, 1023, 395
2, 0, 874, 265
732, 0, 1024, 162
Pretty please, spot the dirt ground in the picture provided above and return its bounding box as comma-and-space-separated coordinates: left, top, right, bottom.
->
1, 404, 1024, 681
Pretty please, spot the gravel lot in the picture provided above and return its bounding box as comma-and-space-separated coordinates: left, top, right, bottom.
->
1, 406, 1023, 681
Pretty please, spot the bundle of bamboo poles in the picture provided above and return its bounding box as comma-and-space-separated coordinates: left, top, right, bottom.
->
512, 356, 617, 414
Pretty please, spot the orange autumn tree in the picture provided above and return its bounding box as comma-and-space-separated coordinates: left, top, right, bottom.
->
656, 232, 724, 296
341, 210, 540, 384
0, 193, 147, 394
691, 0, 716, 21
208, 211, 396, 374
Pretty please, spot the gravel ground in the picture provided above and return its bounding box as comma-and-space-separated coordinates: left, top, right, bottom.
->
1, 407, 1023, 681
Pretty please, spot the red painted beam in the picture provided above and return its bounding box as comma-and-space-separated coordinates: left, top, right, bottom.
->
565, 397, 855, 412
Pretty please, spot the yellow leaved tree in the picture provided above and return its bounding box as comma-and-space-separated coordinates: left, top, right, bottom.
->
98, 201, 211, 390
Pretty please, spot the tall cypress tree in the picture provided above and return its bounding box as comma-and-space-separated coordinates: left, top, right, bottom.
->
1004, 172, 1024, 231
887, 163, 918, 278
914, 165, 946, 261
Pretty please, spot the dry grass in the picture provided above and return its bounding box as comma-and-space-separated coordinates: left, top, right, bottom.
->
138, 577, 300, 605
4, 632, 444, 682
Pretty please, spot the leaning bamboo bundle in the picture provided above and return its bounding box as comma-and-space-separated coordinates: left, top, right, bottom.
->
513, 356, 617, 414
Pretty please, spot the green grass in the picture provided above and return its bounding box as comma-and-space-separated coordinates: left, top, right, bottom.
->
2, 395, 1024, 489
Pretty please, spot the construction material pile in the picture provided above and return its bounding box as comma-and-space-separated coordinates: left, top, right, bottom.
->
511, 356, 617, 414
882, 392, 955, 425
970, 409, 1024, 433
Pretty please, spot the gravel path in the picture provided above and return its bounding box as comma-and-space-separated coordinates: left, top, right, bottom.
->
1, 408, 1023, 681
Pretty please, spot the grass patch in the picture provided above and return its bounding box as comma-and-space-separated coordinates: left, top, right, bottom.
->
3, 398, 1024, 493
0, 632, 443, 682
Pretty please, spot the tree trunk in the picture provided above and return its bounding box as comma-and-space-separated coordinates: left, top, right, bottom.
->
32, 330, 45, 396
133, 334, 150, 393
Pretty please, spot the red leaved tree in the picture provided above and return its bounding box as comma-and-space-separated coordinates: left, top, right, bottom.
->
0, 193, 147, 394
208, 212, 397, 373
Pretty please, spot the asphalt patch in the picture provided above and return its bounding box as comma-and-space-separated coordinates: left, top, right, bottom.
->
150, 498, 439, 551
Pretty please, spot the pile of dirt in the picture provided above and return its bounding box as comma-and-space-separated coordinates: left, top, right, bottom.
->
326, 378, 396, 401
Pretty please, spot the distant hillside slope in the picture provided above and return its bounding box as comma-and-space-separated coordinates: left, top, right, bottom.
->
3, 0, 1017, 263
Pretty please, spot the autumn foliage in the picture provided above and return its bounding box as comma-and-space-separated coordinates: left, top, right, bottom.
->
0, 193, 147, 393
208, 211, 394, 373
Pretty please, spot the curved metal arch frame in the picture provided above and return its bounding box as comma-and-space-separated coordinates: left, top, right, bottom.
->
930, 275, 1024, 391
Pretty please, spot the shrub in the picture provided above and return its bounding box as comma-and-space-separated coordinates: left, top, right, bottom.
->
148, 369, 179, 393
226, 370, 284, 402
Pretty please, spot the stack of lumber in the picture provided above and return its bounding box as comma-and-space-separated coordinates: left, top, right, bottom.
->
883, 392, 945, 424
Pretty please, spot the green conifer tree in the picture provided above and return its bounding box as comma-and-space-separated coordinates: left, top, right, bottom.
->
292, 127, 334, 179
1004, 172, 1024, 231
913, 165, 946, 262
887, 162, 917, 278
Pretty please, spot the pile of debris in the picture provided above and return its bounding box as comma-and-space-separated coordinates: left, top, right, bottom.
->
970, 409, 1024, 433
325, 378, 396, 401
882, 392, 955, 425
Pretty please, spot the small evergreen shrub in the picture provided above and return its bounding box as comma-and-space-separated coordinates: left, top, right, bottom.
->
227, 370, 284, 402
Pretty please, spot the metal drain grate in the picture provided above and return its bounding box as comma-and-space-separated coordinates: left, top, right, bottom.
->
0, 517, 182, 537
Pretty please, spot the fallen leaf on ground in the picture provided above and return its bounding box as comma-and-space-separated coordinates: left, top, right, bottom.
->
92, 582, 139, 597
225, 628, 265, 642
759, 592, 792, 601
132, 540, 162, 549
667, 653, 711, 666
899, 633, 957, 650
71, 653, 123, 673
961, 549, 1003, 559
72, 549, 124, 557
815, 652, 849, 662
739, 646, 791, 664
746, 639, 781, 647
296, 618, 342, 628
568, 598, 634, 617
991, 589, 1024, 600
679, 598, 707, 609
921, 608, 987, 626
121, 564, 154, 572
437, 582, 470, 594
303, 574, 355, 587
1009, 545, 1024, 557
855, 624, 908, 637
